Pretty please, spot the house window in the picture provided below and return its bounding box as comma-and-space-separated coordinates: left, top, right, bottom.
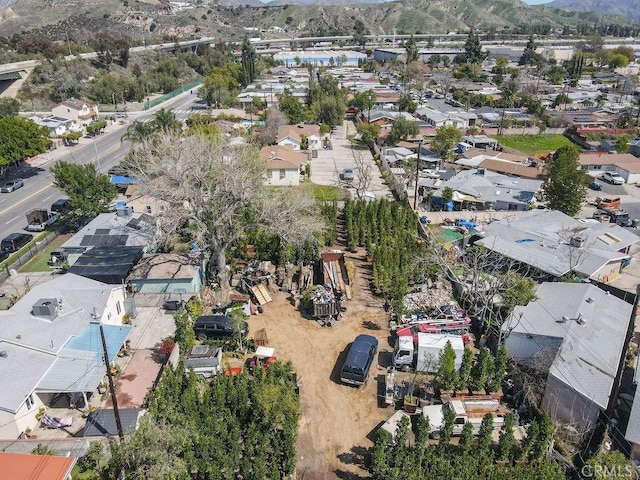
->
116, 301, 122, 315
279, 169, 286, 180
25, 394, 35, 410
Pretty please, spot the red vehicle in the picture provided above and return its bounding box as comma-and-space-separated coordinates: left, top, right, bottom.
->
396, 324, 470, 345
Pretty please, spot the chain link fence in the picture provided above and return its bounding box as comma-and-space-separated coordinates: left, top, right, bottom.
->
144, 78, 203, 110
0, 232, 59, 287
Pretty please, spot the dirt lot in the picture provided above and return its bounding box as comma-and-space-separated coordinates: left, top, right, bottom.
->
248, 247, 392, 479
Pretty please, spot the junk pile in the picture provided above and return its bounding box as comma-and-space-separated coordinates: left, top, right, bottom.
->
309, 284, 340, 327
402, 280, 454, 312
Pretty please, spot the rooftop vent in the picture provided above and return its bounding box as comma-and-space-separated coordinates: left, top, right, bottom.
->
569, 236, 585, 248
0, 351, 7, 358
32, 298, 59, 320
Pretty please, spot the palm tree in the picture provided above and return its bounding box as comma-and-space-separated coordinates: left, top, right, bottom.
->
120, 120, 156, 144
153, 108, 182, 135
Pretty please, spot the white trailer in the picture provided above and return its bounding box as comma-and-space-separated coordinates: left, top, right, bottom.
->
393, 333, 465, 372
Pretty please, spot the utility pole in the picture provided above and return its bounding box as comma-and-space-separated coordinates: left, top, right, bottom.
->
98, 322, 125, 442
413, 140, 423, 210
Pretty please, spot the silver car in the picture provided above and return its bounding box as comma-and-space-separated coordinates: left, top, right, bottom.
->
602, 172, 625, 185
0, 178, 24, 193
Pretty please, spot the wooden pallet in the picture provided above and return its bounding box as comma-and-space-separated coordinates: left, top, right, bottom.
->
251, 284, 272, 305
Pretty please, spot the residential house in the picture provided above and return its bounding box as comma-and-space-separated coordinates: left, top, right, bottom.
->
629, 138, 640, 158
431, 168, 543, 211
277, 124, 321, 151
128, 253, 205, 294
415, 108, 466, 129
462, 135, 498, 149
51, 97, 99, 125
61, 209, 156, 262
476, 210, 638, 282
455, 148, 546, 180
0, 451, 75, 480
0, 274, 129, 438
579, 152, 640, 184
502, 283, 632, 429
28, 116, 73, 137
259, 145, 306, 186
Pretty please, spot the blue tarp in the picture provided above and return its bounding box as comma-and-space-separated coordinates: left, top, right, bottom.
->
110, 175, 140, 185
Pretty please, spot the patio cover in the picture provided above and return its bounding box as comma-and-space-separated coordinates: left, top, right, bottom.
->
37, 324, 131, 394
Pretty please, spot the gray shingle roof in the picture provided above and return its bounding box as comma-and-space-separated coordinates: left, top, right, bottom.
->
477, 210, 638, 277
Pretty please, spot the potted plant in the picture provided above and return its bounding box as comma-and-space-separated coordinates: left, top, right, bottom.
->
24, 427, 32, 438
110, 363, 120, 375
97, 382, 107, 394
35, 407, 46, 421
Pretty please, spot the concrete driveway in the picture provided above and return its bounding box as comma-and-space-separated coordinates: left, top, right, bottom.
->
310, 120, 392, 200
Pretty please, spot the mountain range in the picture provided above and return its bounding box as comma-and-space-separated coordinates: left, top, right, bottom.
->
0, 0, 635, 43
544, 0, 640, 21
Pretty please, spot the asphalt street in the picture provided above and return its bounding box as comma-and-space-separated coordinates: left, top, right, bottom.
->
0, 91, 198, 241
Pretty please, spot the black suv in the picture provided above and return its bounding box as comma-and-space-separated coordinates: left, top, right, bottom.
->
1, 233, 32, 253
193, 315, 249, 341
50, 198, 70, 214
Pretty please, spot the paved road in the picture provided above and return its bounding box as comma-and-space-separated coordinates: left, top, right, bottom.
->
0, 92, 199, 240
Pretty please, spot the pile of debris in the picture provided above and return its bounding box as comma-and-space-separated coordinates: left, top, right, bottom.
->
403, 280, 454, 312
311, 284, 336, 305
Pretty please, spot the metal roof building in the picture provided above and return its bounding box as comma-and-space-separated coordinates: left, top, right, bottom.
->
502, 282, 632, 428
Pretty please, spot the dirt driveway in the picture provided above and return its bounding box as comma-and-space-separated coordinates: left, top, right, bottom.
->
249, 247, 392, 479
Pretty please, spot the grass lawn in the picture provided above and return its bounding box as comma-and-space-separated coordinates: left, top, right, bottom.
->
296, 182, 345, 201
496, 134, 574, 155
19, 234, 70, 273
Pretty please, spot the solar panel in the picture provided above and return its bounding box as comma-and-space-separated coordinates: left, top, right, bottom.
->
95, 228, 110, 234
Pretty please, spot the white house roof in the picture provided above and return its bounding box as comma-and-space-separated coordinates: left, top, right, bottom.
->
0, 274, 121, 413
0, 342, 56, 414
477, 210, 638, 277
504, 282, 632, 410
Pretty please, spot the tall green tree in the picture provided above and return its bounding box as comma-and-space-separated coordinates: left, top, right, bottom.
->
431, 125, 462, 161
0, 116, 51, 169
405, 35, 419, 64
471, 347, 493, 393
388, 116, 419, 144
277, 89, 305, 124
456, 346, 474, 392
349, 89, 376, 121
477, 413, 494, 455
50, 161, 117, 217
399, 93, 417, 113
463, 30, 487, 65
544, 145, 589, 216
240, 37, 257, 87
437, 340, 458, 391
488, 344, 508, 393
498, 412, 516, 461
356, 122, 381, 147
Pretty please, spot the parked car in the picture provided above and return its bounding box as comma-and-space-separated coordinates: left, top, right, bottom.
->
50, 198, 71, 214
597, 196, 621, 210
340, 168, 355, 182
340, 334, 378, 386
193, 314, 249, 341
0, 178, 24, 193
1, 232, 32, 253
589, 181, 602, 191
601, 172, 625, 185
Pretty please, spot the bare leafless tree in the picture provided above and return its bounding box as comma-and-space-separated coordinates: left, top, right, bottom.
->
351, 146, 373, 199
125, 133, 325, 289
256, 107, 287, 146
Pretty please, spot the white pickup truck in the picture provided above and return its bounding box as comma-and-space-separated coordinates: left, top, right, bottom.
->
423, 397, 507, 439
26, 209, 60, 232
